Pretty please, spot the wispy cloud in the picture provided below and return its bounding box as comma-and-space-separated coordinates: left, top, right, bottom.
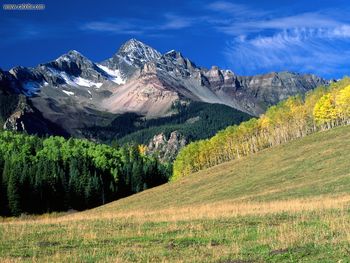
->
216, 12, 343, 35
160, 14, 196, 30
206, 1, 350, 77
80, 14, 197, 35
207, 1, 249, 14
80, 20, 144, 35
225, 27, 350, 76
207, 1, 267, 18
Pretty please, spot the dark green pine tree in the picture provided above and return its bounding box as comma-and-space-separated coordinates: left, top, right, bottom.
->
69, 158, 83, 210
0, 157, 10, 216
131, 161, 143, 193
7, 160, 22, 216
19, 162, 33, 214
57, 164, 69, 211
85, 175, 102, 208
34, 158, 45, 213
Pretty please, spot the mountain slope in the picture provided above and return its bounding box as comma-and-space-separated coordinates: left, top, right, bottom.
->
101, 47, 326, 117
84, 101, 251, 145
92, 124, 350, 213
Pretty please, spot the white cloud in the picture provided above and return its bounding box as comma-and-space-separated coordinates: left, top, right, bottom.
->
81, 14, 196, 35
207, 1, 267, 19
80, 21, 144, 35
215, 12, 344, 36
160, 14, 195, 29
205, 3, 350, 77
224, 27, 350, 76
207, 1, 249, 13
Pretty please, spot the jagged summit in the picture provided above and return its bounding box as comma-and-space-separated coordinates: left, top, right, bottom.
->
116, 38, 161, 66
55, 50, 92, 64
99, 39, 161, 78
66, 49, 82, 56
48, 50, 97, 77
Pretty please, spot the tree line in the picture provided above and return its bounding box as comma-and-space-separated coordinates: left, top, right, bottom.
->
84, 101, 251, 146
0, 132, 171, 216
173, 78, 350, 180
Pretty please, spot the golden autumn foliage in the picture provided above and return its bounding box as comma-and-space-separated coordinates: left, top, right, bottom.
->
336, 85, 350, 122
138, 144, 148, 156
173, 78, 350, 181
313, 94, 337, 127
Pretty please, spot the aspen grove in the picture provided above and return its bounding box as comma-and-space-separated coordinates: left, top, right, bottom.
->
173, 78, 350, 180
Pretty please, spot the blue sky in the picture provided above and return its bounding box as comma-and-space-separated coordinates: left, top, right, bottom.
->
1, 0, 350, 78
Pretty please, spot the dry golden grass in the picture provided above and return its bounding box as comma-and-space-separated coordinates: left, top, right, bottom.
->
2, 195, 350, 262
3, 194, 350, 226
81, 194, 335, 223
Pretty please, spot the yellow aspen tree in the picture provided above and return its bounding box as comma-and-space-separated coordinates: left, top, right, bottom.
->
336, 85, 350, 124
313, 94, 338, 129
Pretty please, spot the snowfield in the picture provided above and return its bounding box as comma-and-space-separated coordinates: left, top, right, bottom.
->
97, 64, 125, 85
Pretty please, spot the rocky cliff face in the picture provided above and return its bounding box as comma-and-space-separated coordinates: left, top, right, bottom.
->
147, 131, 187, 162
2, 95, 68, 136
0, 38, 328, 138
3, 96, 32, 132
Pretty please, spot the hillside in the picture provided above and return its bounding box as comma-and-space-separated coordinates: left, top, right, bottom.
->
92, 124, 350, 213
1, 125, 350, 262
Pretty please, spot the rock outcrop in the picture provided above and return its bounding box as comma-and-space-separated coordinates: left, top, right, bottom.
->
147, 131, 187, 162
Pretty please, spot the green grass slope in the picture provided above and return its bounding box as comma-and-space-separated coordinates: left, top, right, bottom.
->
97, 124, 350, 213
2, 125, 350, 262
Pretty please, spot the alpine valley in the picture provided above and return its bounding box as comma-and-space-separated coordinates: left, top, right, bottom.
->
0, 39, 327, 160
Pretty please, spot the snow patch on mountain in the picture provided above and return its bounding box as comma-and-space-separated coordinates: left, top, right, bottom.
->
56, 56, 71, 63
46, 67, 103, 88
62, 90, 74, 96
165, 50, 176, 55
73, 77, 103, 88
97, 64, 125, 84
60, 72, 78, 87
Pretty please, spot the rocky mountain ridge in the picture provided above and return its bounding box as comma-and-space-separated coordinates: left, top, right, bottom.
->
0, 38, 328, 143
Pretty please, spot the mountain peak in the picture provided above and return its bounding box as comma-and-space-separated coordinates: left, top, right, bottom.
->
117, 38, 161, 64
67, 49, 81, 56
56, 50, 88, 62
119, 38, 148, 51
124, 38, 142, 45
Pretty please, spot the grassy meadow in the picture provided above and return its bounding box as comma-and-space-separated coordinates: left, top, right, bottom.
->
2, 125, 350, 262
